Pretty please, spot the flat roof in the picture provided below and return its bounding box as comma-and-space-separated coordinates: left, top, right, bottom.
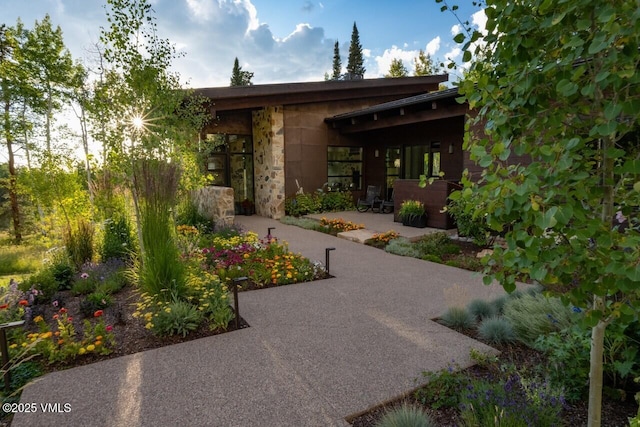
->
194, 75, 449, 111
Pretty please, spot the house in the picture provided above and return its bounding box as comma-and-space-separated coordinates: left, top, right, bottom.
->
195, 75, 482, 229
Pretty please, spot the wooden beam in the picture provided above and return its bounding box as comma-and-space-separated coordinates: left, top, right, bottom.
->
334, 103, 469, 134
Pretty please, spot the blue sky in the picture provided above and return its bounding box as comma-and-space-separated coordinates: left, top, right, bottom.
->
2, 0, 486, 87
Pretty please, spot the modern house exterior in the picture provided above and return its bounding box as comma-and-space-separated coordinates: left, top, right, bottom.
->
195, 75, 486, 229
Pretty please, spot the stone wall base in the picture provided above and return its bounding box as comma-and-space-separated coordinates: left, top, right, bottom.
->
191, 186, 235, 228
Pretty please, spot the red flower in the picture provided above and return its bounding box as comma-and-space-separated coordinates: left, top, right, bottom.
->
106, 325, 113, 332
53, 314, 59, 320
18, 300, 28, 306
0, 304, 8, 310
67, 317, 73, 322
94, 310, 103, 318
59, 307, 67, 313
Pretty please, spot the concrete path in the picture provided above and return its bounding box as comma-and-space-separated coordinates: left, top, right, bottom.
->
13, 216, 508, 427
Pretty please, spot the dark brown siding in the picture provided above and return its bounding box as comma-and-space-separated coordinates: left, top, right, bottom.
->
393, 179, 456, 229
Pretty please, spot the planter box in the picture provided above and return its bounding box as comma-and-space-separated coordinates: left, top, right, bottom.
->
401, 214, 428, 228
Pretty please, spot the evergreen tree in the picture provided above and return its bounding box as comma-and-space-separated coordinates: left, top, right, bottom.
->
385, 58, 408, 78
346, 22, 365, 79
230, 57, 253, 86
331, 40, 341, 80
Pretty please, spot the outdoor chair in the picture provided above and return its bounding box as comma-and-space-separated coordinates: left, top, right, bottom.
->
356, 185, 382, 212
380, 188, 395, 213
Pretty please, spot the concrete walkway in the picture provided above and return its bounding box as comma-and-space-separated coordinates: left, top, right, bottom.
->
13, 216, 508, 427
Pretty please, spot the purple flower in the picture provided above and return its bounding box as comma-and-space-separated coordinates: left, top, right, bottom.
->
52, 300, 59, 308
572, 306, 582, 313
616, 210, 627, 224
80, 272, 89, 279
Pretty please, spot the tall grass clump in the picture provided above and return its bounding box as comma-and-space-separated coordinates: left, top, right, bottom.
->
466, 299, 496, 321
477, 316, 517, 344
385, 237, 420, 258
439, 307, 476, 331
101, 214, 136, 262
64, 219, 94, 270
375, 404, 435, 427
503, 293, 580, 346
135, 160, 186, 301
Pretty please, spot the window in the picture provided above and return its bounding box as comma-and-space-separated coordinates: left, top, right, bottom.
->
402, 142, 441, 179
385, 147, 401, 198
327, 146, 363, 191
205, 133, 254, 203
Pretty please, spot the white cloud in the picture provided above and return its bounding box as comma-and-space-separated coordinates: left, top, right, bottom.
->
472, 9, 488, 35
450, 24, 461, 36
425, 37, 440, 56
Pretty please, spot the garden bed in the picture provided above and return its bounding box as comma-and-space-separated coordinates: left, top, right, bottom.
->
349, 339, 637, 427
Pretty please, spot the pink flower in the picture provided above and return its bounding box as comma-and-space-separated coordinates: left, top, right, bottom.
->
67, 317, 73, 322
106, 325, 113, 332
80, 272, 89, 279
52, 300, 59, 308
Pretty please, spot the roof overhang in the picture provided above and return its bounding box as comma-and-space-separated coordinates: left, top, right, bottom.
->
324, 87, 469, 134
194, 75, 448, 113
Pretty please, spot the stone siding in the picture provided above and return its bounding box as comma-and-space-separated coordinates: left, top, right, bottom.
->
252, 107, 285, 219
191, 186, 235, 228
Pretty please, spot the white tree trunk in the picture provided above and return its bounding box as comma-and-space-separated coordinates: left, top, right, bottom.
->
587, 313, 606, 427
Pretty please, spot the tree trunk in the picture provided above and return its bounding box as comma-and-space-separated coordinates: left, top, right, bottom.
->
588, 315, 606, 427
3, 96, 22, 243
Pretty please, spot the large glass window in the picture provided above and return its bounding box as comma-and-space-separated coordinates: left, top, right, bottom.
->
385, 147, 401, 198
402, 142, 441, 179
327, 146, 363, 191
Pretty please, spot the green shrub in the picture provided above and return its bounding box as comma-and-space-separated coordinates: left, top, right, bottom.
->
439, 307, 476, 331
446, 195, 492, 247
385, 238, 421, 258
175, 199, 213, 234
95, 270, 128, 294
285, 192, 321, 216
153, 300, 203, 337
318, 190, 354, 212
478, 316, 517, 344
459, 374, 564, 426
375, 404, 435, 427
64, 220, 94, 270
71, 277, 96, 296
421, 254, 441, 263
279, 216, 323, 230
79, 292, 113, 318
491, 294, 510, 315
503, 293, 579, 345
101, 215, 136, 261
284, 190, 354, 216
467, 299, 496, 321
533, 325, 590, 402
416, 232, 460, 257
415, 363, 469, 409
23, 249, 75, 297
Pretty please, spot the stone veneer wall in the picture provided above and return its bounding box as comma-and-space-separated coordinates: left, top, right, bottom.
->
191, 186, 235, 227
252, 106, 285, 219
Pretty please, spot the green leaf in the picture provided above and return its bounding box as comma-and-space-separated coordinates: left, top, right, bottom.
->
454, 33, 465, 44
604, 102, 622, 120
556, 79, 578, 96
634, 182, 640, 192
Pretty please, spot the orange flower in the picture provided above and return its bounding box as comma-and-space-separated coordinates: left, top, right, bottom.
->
53, 314, 59, 320
54, 331, 60, 337
18, 300, 28, 306
94, 310, 103, 318
57, 339, 64, 345
0, 304, 8, 310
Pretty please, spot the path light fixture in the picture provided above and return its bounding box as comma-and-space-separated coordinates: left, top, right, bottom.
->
325, 247, 336, 276
0, 320, 25, 392
232, 277, 247, 330
267, 227, 276, 238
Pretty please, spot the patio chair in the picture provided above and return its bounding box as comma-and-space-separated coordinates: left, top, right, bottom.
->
356, 185, 382, 212
380, 188, 395, 213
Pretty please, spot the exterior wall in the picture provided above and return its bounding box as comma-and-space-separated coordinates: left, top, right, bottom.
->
283, 97, 411, 198
393, 179, 456, 229
252, 106, 286, 219
191, 186, 235, 227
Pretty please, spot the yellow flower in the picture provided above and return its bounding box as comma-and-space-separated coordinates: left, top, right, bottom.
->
78, 347, 86, 355
9, 344, 17, 349
145, 322, 153, 330
33, 315, 44, 323
86, 344, 95, 352
21, 343, 27, 348
164, 307, 171, 313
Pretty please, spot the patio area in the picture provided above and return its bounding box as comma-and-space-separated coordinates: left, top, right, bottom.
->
305, 210, 454, 243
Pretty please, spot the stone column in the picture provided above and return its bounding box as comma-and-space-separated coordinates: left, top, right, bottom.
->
252, 106, 285, 219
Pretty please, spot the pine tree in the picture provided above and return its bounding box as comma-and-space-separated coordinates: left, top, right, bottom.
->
331, 40, 341, 80
346, 22, 365, 79
230, 57, 253, 86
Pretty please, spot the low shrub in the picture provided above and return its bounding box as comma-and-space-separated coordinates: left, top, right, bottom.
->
477, 316, 517, 344
319, 217, 364, 234
375, 404, 435, 427
285, 190, 354, 216
175, 199, 213, 234
416, 232, 460, 257
415, 362, 468, 409
71, 276, 96, 296
467, 299, 496, 321
446, 194, 493, 247
459, 373, 565, 426
503, 293, 579, 346
100, 215, 136, 262
280, 216, 324, 231
152, 300, 203, 337
385, 237, 421, 258
439, 307, 476, 331
284, 192, 321, 216
79, 292, 113, 318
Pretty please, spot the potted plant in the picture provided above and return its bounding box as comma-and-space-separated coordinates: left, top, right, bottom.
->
399, 200, 427, 228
